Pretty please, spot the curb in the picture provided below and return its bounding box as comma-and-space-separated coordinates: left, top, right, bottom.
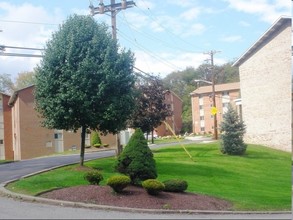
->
0, 182, 291, 215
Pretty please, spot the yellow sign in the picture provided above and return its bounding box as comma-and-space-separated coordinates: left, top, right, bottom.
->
211, 107, 218, 115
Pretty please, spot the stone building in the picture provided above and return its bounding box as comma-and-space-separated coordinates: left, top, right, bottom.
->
233, 16, 291, 152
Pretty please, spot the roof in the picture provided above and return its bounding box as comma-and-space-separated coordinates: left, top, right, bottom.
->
233, 16, 291, 67
164, 89, 183, 102
8, 85, 35, 107
190, 82, 240, 96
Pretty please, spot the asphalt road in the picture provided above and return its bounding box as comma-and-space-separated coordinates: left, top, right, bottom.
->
0, 140, 291, 219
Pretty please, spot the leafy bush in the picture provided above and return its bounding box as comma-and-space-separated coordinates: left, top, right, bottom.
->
106, 175, 131, 193
91, 131, 102, 146
163, 179, 188, 192
84, 171, 103, 185
220, 104, 247, 155
115, 128, 157, 185
142, 179, 165, 195
103, 144, 109, 147
94, 143, 101, 148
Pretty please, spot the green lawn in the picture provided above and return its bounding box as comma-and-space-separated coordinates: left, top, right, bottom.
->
6, 142, 291, 211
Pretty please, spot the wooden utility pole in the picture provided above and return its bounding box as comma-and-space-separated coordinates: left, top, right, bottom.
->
204, 50, 220, 140
89, 0, 135, 155
89, 0, 135, 40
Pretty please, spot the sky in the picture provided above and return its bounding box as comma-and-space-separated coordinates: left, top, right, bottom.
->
0, 0, 291, 80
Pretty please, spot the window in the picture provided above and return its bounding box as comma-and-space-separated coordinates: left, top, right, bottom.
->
54, 133, 62, 139
223, 103, 229, 108
222, 91, 229, 96
199, 105, 203, 110
0, 139, 3, 144
200, 116, 204, 120
200, 127, 205, 132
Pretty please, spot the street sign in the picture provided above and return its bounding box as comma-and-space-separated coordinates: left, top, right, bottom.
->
211, 107, 218, 115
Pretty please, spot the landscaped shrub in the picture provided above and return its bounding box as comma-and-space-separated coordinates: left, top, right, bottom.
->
163, 179, 188, 192
84, 171, 103, 185
220, 104, 247, 155
115, 128, 157, 185
142, 179, 165, 195
91, 131, 102, 147
106, 175, 131, 193
103, 144, 109, 147
94, 143, 101, 148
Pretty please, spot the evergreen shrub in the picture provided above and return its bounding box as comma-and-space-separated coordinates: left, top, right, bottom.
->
84, 171, 103, 185
142, 179, 165, 195
115, 128, 157, 185
163, 179, 188, 192
106, 175, 131, 193
91, 131, 102, 146
220, 104, 247, 155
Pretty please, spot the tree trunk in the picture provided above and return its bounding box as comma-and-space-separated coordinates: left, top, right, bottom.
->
151, 130, 154, 144
116, 132, 122, 156
80, 126, 86, 166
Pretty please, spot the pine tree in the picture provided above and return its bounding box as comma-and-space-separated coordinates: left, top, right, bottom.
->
220, 104, 247, 155
115, 128, 157, 185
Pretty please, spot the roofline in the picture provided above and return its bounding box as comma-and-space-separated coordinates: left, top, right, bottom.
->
8, 84, 35, 107
233, 16, 291, 67
190, 82, 240, 96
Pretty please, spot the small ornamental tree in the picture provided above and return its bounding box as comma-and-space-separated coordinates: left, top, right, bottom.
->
220, 104, 247, 155
129, 76, 172, 143
115, 128, 157, 185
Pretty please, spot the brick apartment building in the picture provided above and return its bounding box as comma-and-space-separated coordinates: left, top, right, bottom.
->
233, 16, 291, 152
2, 85, 116, 160
190, 82, 240, 135
155, 90, 183, 136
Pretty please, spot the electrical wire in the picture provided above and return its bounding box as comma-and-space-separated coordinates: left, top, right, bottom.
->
136, 1, 205, 52
0, 19, 58, 26
117, 29, 182, 72
117, 13, 198, 54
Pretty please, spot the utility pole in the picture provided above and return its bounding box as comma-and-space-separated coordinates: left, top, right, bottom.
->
204, 50, 220, 140
89, 0, 135, 40
89, 0, 135, 155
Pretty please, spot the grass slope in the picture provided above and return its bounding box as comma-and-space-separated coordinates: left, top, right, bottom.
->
6, 142, 291, 211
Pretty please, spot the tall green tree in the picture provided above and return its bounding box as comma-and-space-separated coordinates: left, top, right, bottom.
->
129, 76, 172, 143
34, 14, 135, 166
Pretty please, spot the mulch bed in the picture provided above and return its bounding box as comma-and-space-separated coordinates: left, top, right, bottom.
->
40, 185, 232, 211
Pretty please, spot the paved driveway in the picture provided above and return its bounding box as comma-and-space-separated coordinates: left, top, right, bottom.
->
0, 150, 115, 183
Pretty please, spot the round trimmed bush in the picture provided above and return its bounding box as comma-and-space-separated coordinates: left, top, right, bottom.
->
163, 179, 188, 192
142, 179, 165, 195
106, 175, 131, 193
84, 171, 103, 185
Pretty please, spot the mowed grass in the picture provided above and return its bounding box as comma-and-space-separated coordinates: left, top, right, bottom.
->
6, 142, 291, 211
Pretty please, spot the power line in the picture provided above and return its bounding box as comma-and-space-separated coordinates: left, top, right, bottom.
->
1, 45, 44, 51
0, 19, 58, 26
117, 29, 182, 71
0, 44, 44, 57
135, 1, 204, 52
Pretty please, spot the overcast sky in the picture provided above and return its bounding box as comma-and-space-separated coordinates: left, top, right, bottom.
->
0, 0, 291, 80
